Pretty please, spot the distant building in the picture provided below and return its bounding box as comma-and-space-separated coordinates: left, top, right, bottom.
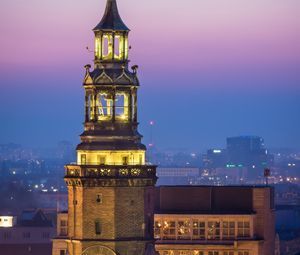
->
203, 149, 227, 169
157, 168, 200, 185
226, 136, 269, 169
0, 209, 55, 255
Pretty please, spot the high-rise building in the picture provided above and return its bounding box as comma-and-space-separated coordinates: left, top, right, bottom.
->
52, 1, 158, 255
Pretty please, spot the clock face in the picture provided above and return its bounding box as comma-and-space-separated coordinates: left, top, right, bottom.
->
82, 245, 116, 255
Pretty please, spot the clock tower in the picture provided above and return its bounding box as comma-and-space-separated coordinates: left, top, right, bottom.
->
53, 1, 157, 255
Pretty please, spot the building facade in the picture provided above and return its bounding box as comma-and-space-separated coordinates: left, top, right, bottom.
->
0, 209, 55, 255
52, 0, 157, 255
153, 186, 275, 255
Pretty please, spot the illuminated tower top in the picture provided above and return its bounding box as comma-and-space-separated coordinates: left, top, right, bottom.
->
78, 0, 146, 166
93, 0, 131, 69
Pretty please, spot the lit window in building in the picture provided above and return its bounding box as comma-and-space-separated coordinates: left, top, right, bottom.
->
192, 220, 205, 239
222, 221, 235, 239
237, 221, 250, 238
154, 221, 162, 239
208, 251, 219, 255
97, 155, 106, 165
207, 221, 220, 240
177, 220, 191, 239
162, 221, 176, 239
122, 156, 129, 165
81, 154, 87, 165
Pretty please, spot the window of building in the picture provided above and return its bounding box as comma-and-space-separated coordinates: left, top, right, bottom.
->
207, 221, 220, 240
222, 221, 235, 239
238, 252, 249, 255
23, 232, 31, 239
97, 155, 106, 165
95, 220, 101, 235
154, 221, 162, 239
81, 154, 87, 165
3, 232, 11, 240
224, 252, 234, 255
122, 156, 129, 165
237, 221, 250, 238
42, 232, 50, 239
60, 250, 66, 255
177, 220, 191, 240
162, 220, 176, 239
208, 251, 219, 255
192, 221, 205, 239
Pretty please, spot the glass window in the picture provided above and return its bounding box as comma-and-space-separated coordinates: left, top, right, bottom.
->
192, 221, 205, 240
224, 252, 234, 255
154, 221, 162, 239
60, 250, 66, 255
237, 221, 250, 238
238, 252, 249, 255
208, 252, 219, 255
207, 221, 220, 240
223, 221, 235, 239
177, 220, 191, 240
162, 220, 176, 239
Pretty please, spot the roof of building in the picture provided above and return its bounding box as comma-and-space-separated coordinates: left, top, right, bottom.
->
94, 0, 129, 31
18, 209, 53, 227
84, 68, 139, 86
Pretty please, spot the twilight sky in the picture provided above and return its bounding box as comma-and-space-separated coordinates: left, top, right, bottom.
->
0, 0, 299, 151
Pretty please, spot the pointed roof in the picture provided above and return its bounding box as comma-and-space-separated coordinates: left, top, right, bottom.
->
94, 0, 129, 31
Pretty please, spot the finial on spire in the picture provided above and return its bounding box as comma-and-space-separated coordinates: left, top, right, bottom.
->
94, 0, 130, 31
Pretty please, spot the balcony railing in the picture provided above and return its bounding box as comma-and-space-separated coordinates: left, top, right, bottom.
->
65, 164, 157, 179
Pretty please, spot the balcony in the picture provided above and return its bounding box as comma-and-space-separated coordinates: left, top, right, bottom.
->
65, 164, 157, 179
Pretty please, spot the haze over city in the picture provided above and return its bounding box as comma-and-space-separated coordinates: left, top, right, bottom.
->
0, 0, 299, 150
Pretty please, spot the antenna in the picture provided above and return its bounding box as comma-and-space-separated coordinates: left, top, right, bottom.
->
86, 46, 94, 53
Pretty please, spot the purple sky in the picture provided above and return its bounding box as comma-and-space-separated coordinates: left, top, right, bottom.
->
0, 0, 299, 151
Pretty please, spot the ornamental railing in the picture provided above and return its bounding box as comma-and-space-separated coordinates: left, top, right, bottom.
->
65, 164, 157, 179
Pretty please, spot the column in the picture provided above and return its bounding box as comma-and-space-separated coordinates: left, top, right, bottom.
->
85, 93, 89, 122
133, 89, 138, 122
129, 90, 133, 122
112, 90, 116, 122
93, 93, 98, 122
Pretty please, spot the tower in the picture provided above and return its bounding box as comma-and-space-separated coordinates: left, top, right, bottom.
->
53, 1, 157, 255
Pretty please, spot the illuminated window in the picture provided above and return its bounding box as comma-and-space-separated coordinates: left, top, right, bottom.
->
162, 221, 176, 239
177, 220, 191, 239
237, 221, 250, 238
81, 154, 87, 165
154, 221, 162, 239
223, 221, 235, 239
207, 221, 220, 240
98, 94, 113, 119
192, 221, 205, 239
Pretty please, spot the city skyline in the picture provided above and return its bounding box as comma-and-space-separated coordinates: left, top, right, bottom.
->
0, 0, 299, 150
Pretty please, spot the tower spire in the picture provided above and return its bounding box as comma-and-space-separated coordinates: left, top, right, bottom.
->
94, 0, 129, 31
